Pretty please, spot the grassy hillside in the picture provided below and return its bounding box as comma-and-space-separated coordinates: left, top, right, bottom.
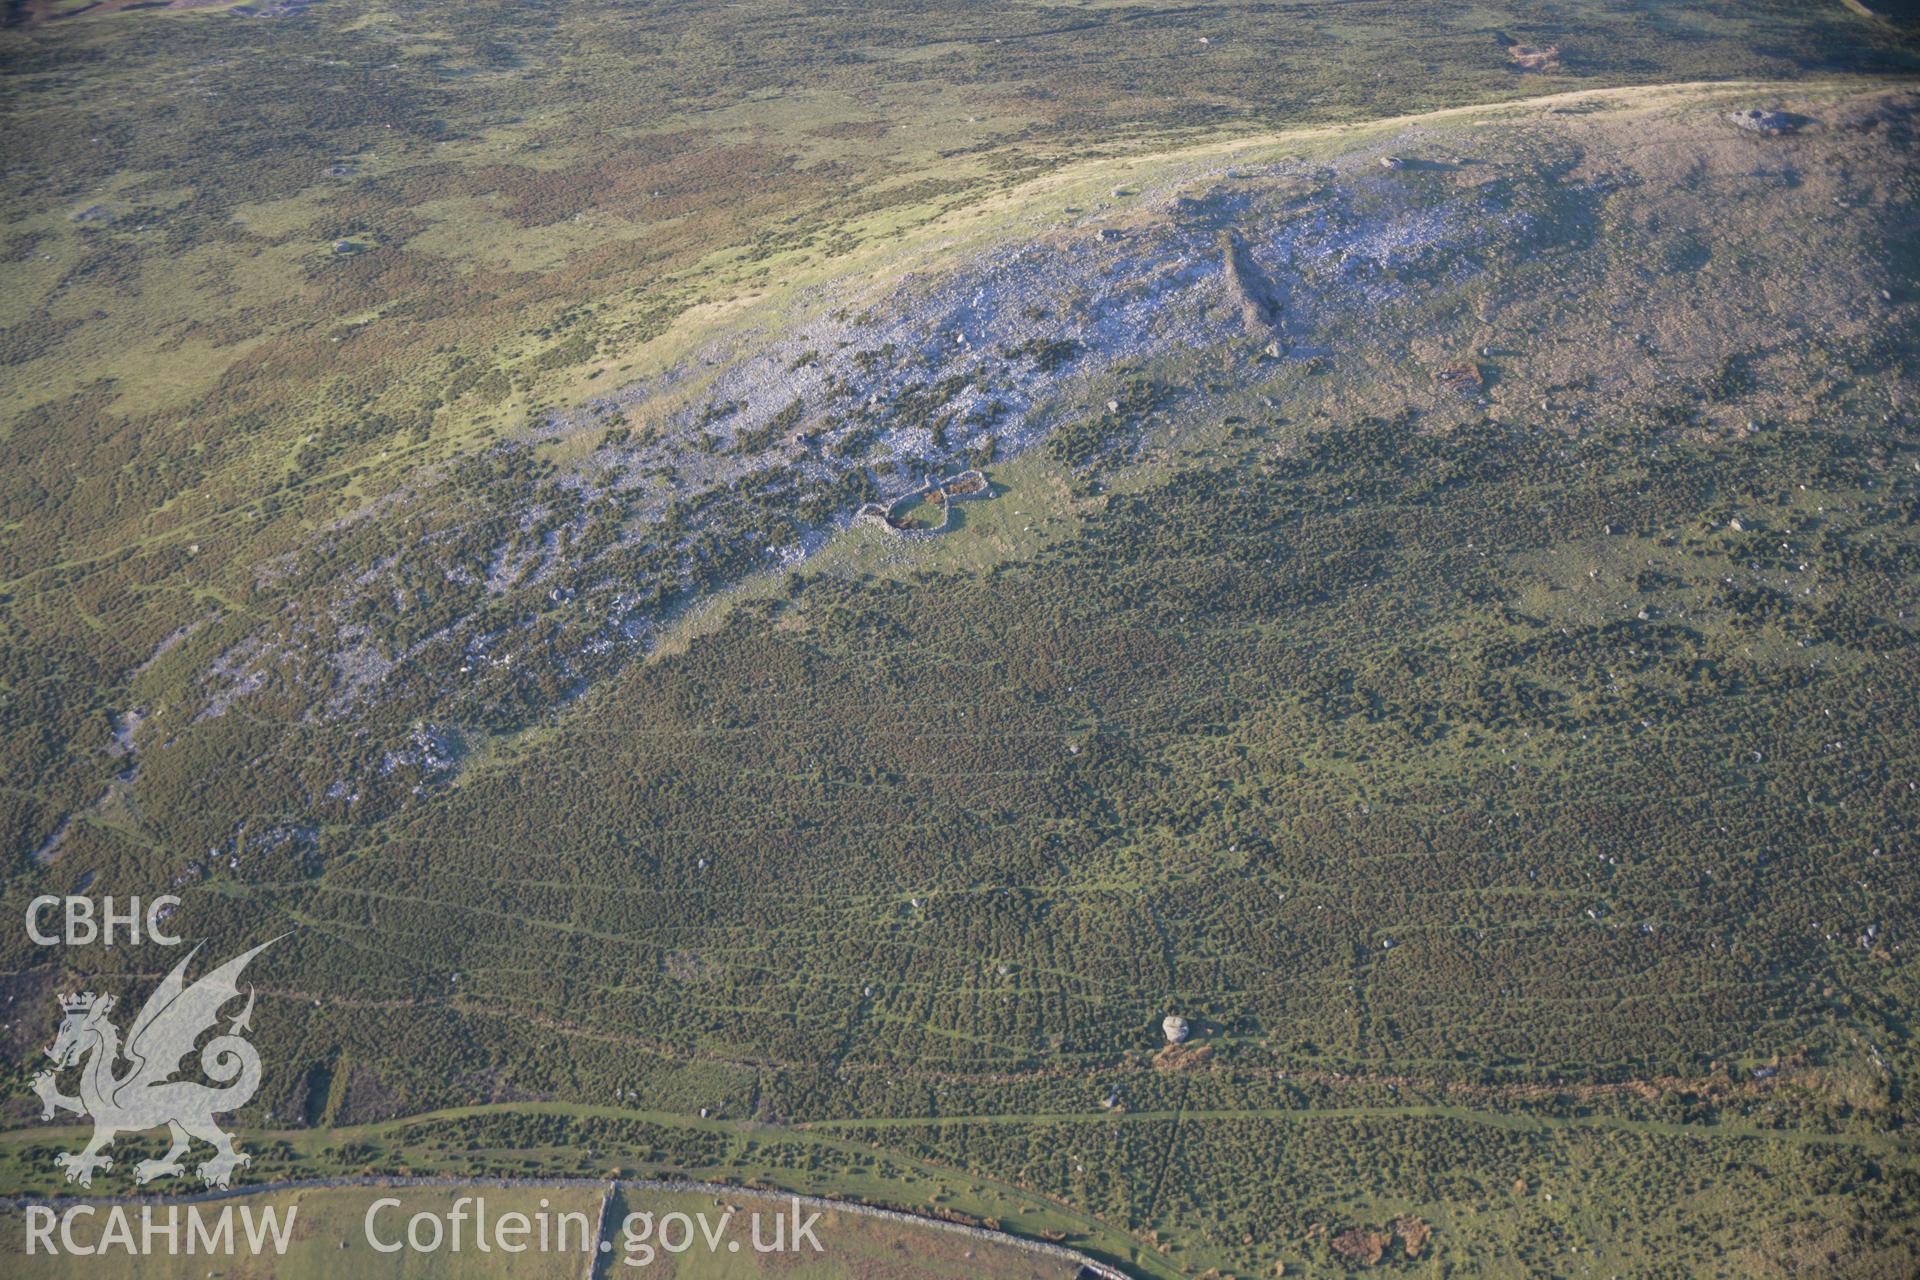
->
3, 5, 1919, 1279
2, 2, 1917, 862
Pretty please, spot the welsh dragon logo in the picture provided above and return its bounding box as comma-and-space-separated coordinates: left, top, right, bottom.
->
31, 938, 278, 1189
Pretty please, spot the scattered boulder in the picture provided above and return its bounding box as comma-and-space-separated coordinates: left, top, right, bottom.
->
1162, 1014, 1190, 1044
1378, 155, 1406, 170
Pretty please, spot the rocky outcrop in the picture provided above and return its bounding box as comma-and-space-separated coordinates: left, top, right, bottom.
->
1727, 108, 1803, 136
1433, 364, 1482, 397
1219, 231, 1280, 336
1507, 43, 1562, 72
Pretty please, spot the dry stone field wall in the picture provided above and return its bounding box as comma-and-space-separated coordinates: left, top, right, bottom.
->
854, 469, 991, 536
